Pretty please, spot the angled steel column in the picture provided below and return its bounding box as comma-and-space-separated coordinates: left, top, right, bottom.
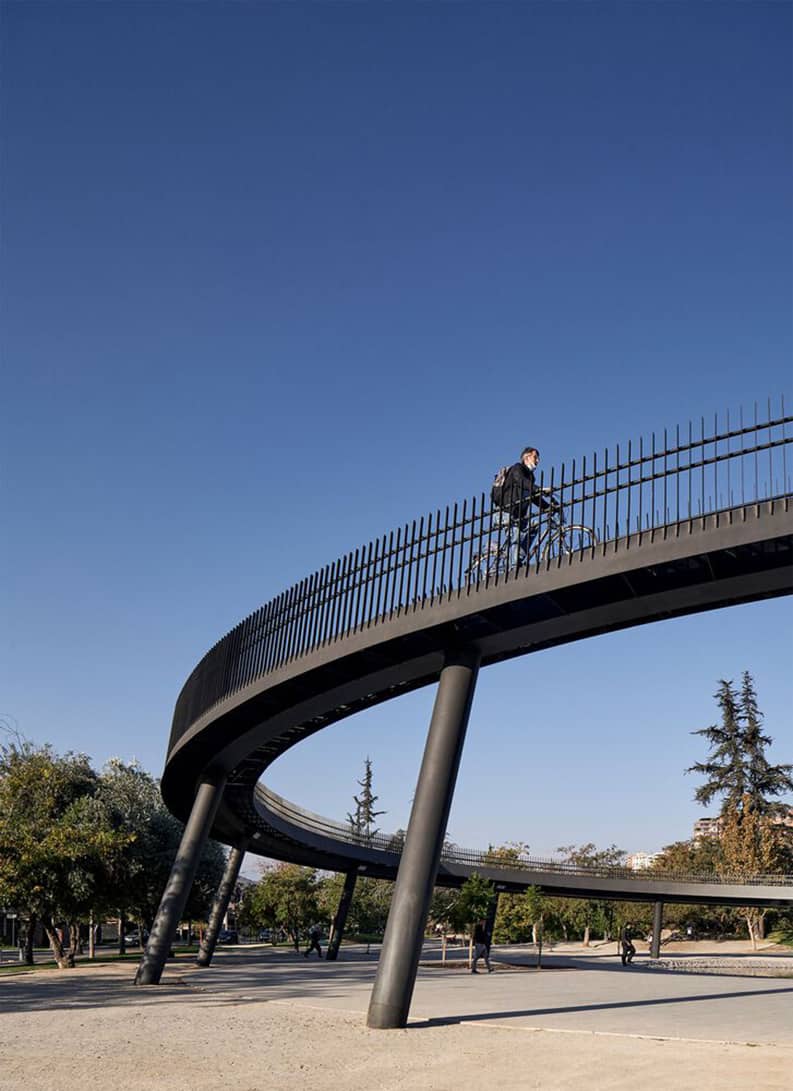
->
195, 839, 248, 968
367, 648, 481, 1029
650, 901, 663, 959
135, 772, 227, 985
325, 870, 358, 961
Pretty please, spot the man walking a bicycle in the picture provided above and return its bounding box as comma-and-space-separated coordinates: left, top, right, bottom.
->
491, 446, 553, 568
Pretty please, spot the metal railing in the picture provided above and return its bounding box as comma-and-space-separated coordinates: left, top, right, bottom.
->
173, 399, 792, 739
257, 785, 793, 888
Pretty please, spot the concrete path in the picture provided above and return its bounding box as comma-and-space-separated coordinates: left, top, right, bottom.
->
2, 941, 791, 1090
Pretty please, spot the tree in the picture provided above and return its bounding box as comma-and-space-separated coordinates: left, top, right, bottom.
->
688, 673, 793, 947
555, 843, 626, 945
347, 757, 385, 843
240, 864, 321, 951
316, 872, 392, 939
453, 873, 495, 967
688, 674, 793, 816
94, 759, 226, 947
0, 742, 133, 968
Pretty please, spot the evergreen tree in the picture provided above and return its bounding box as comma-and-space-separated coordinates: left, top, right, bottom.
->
346, 757, 385, 843
688, 673, 793, 948
688, 674, 793, 816
738, 672, 793, 815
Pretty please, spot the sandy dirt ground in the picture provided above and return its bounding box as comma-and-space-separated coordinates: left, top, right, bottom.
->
2, 942, 791, 1091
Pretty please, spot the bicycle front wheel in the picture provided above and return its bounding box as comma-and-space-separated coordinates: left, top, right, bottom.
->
539, 525, 598, 562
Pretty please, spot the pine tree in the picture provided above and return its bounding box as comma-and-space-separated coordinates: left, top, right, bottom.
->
738, 671, 793, 815
688, 674, 793, 817
688, 673, 793, 947
346, 757, 385, 843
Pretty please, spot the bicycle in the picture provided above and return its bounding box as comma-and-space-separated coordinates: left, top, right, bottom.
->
466, 495, 598, 579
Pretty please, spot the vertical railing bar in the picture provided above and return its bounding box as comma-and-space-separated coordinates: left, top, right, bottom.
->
579, 453, 587, 557
314, 566, 330, 649
456, 499, 466, 596
421, 511, 433, 605
263, 596, 277, 673
312, 567, 329, 650
266, 594, 283, 672
297, 574, 314, 656
662, 428, 668, 538
290, 582, 306, 661
687, 420, 693, 529
323, 559, 340, 644
601, 447, 609, 553
781, 395, 788, 509
768, 396, 774, 508
342, 550, 357, 634
475, 493, 485, 589
591, 450, 599, 552
279, 589, 294, 666
649, 433, 656, 542
429, 508, 441, 603
383, 530, 397, 619
753, 401, 759, 513
623, 443, 631, 548
329, 555, 347, 641
374, 533, 388, 624
535, 467, 545, 573
252, 601, 270, 679
362, 539, 377, 629
281, 586, 298, 664
353, 546, 369, 631
397, 523, 411, 616
674, 425, 680, 536
700, 415, 706, 527
279, 586, 297, 667
713, 412, 719, 528
614, 445, 620, 550
411, 517, 424, 610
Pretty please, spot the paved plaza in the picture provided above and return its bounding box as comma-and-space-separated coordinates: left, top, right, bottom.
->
1, 941, 791, 1090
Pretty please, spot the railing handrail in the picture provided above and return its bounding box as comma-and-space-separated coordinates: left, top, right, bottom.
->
172, 400, 793, 741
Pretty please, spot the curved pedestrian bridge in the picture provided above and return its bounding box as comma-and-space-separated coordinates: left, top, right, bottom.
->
138, 404, 793, 1009
255, 784, 793, 909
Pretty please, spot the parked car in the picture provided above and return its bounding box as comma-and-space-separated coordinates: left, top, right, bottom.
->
124, 930, 148, 946
217, 929, 238, 945
257, 928, 272, 942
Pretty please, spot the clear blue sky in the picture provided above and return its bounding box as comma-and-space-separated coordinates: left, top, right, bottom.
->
2, 3, 791, 873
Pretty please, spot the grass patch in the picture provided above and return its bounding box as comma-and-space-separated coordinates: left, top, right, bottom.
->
0, 945, 201, 976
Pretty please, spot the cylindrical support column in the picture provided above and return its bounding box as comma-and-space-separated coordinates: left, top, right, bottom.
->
325, 870, 358, 962
367, 648, 481, 1029
650, 901, 663, 960
195, 839, 248, 968
135, 772, 227, 985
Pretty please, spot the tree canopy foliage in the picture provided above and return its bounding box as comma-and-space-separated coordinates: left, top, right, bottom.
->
0, 742, 226, 967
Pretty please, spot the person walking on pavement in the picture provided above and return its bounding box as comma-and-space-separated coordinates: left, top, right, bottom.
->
471, 920, 493, 973
304, 924, 323, 959
620, 922, 636, 966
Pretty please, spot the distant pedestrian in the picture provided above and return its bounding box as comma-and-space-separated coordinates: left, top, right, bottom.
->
471, 920, 493, 974
304, 924, 323, 959
620, 923, 636, 966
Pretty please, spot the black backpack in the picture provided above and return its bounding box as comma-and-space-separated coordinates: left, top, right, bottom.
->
490, 465, 510, 507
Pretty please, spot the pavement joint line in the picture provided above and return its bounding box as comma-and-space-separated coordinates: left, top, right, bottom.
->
458, 1021, 793, 1048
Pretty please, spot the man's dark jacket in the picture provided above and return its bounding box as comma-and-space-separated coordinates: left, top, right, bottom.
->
496, 462, 551, 520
